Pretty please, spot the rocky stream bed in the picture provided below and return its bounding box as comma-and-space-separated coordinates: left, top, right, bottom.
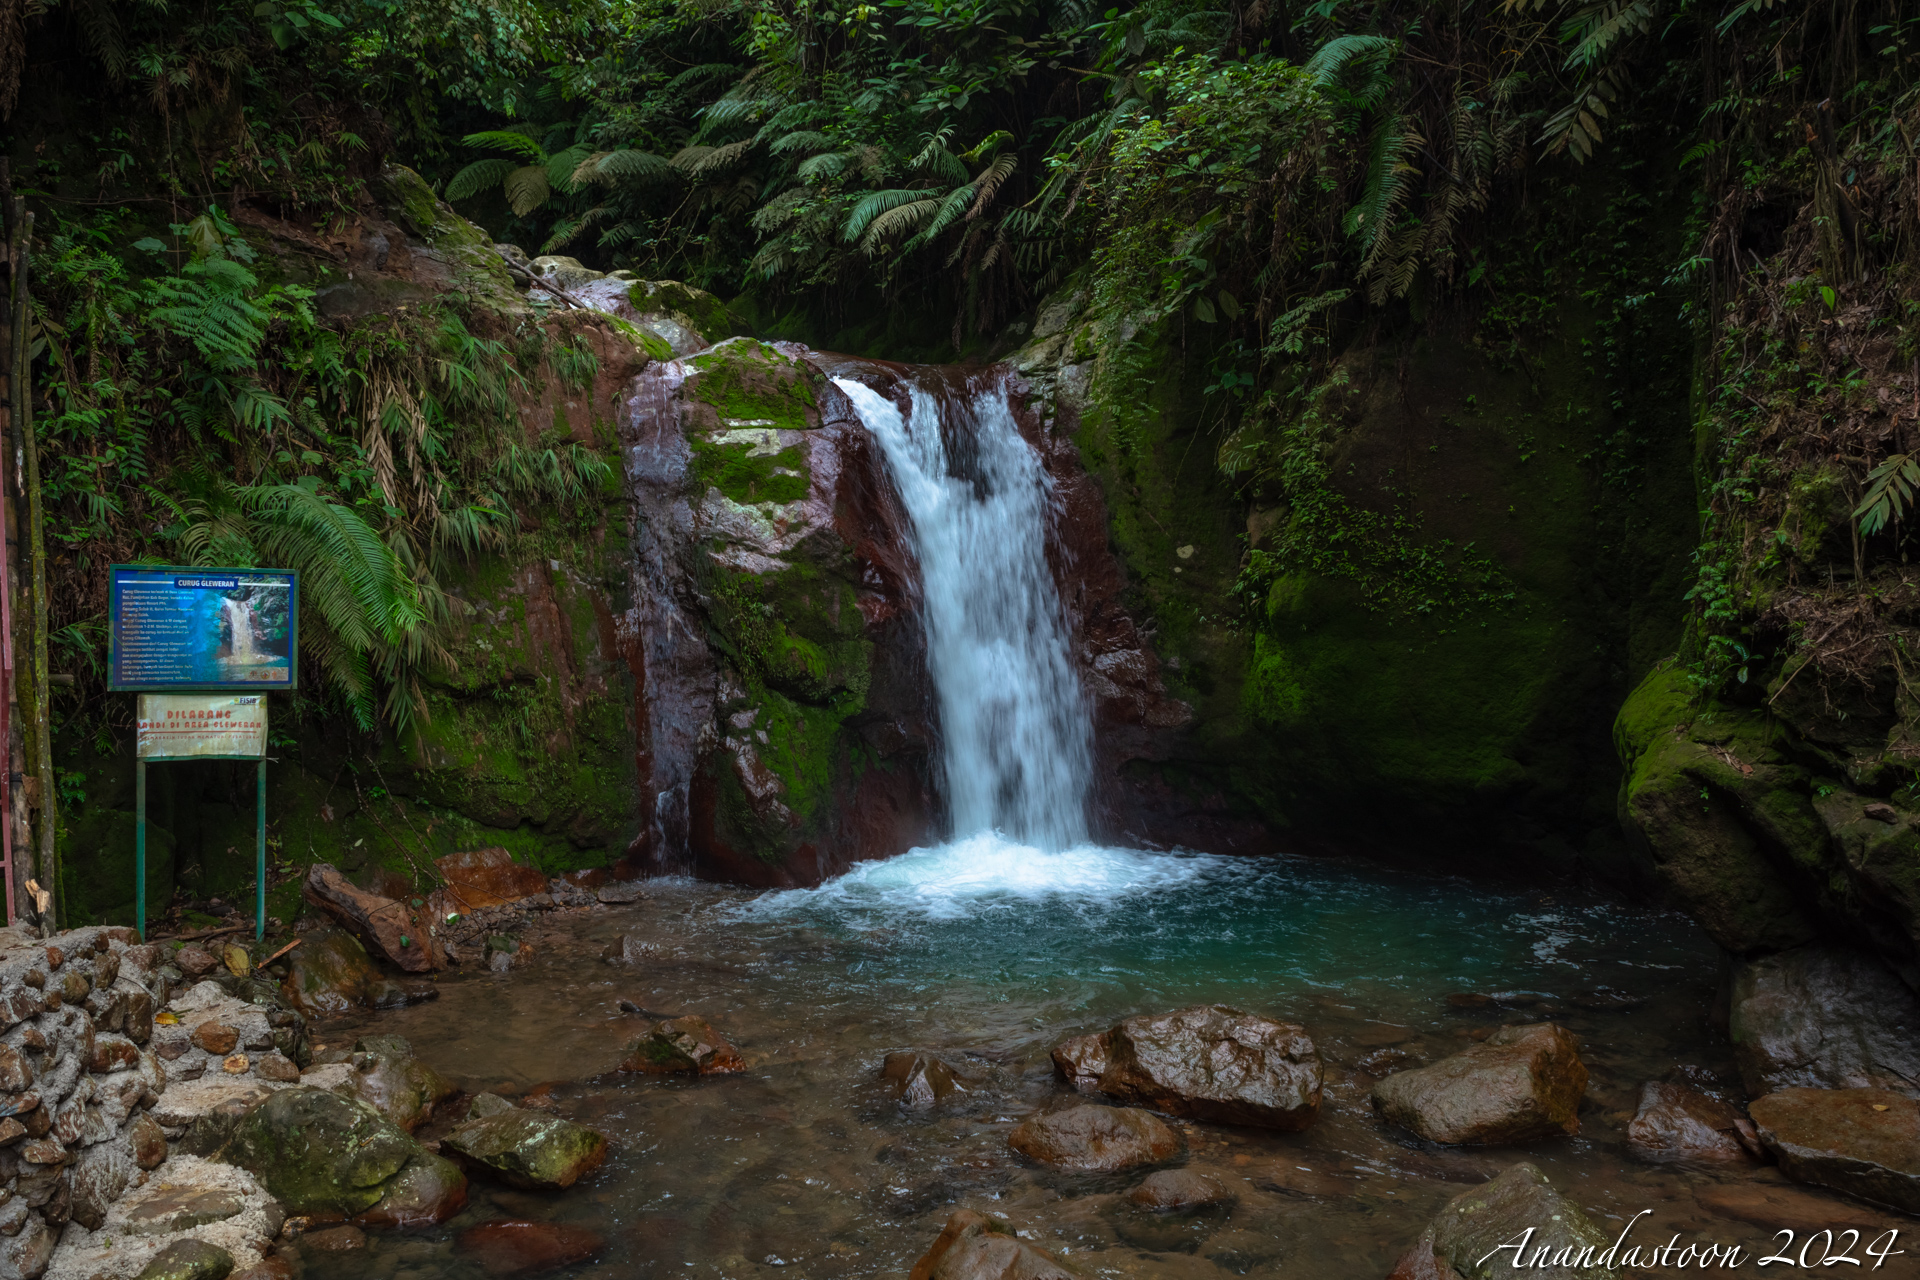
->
4, 846, 1916, 1280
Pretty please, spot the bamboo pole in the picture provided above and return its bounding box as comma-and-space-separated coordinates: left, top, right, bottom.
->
6, 197, 50, 929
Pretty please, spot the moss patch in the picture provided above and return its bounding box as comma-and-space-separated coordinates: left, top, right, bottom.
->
686, 339, 821, 431
690, 432, 810, 505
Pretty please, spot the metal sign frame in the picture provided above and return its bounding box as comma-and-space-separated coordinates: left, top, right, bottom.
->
122, 608, 288, 942
108, 564, 300, 693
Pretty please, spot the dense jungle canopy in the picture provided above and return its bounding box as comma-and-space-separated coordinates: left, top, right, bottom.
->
4, 0, 1920, 939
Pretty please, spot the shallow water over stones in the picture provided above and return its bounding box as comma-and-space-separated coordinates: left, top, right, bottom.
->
298, 851, 1895, 1280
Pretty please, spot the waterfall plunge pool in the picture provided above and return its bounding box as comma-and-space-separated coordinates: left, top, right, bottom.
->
293, 841, 1821, 1280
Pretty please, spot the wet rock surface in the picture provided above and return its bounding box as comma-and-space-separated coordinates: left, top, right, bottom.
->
1729, 946, 1920, 1098
1624, 1079, 1761, 1165
1749, 1087, 1920, 1213
132, 1240, 234, 1280
1007, 1104, 1182, 1173
215, 1086, 455, 1219
339, 1034, 457, 1131
302, 865, 443, 973
1053, 1005, 1322, 1130
1126, 1169, 1231, 1211
908, 1209, 1076, 1280
617, 1015, 743, 1075
277, 926, 434, 1017
1386, 1162, 1616, 1279
453, 1220, 606, 1276
429, 849, 550, 915
1371, 1023, 1587, 1145
883, 1052, 981, 1108
441, 1108, 608, 1190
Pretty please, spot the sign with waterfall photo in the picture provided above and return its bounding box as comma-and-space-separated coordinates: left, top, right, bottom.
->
107, 564, 299, 691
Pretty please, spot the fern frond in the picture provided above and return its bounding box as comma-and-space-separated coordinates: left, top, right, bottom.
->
574, 149, 672, 185
861, 198, 940, 254
844, 188, 928, 242
503, 165, 551, 217
460, 129, 546, 161
446, 158, 516, 201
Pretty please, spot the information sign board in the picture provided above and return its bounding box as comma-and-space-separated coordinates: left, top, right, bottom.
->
136, 694, 268, 761
109, 565, 297, 691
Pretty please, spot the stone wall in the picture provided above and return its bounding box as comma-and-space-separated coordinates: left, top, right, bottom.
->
0, 925, 182, 1278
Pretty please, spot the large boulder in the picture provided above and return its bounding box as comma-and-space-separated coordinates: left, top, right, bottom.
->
1051, 1005, 1322, 1130
1748, 1087, 1920, 1213
617, 1016, 744, 1075
1623, 1080, 1761, 1165
441, 1109, 609, 1190
618, 339, 939, 885
909, 1209, 1076, 1280
1729, 946, 1920, 1098
216, 1086, 465, 1222
1371, 1023, 1586, 1145
1385, 1162, 1619, 1279
340, 1034, 457, 1132
428, 848, 550, 915
1007, 1104, 1181, 1173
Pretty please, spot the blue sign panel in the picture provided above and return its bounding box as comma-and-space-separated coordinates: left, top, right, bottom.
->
109, 565, 299, 691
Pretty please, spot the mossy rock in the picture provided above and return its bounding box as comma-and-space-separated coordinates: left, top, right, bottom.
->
1615, 665, 1823, 953
442, 1109, 609, 1190
629, 280, 750, 347
684, 338, 823, 433
220, 1086, 423, 1216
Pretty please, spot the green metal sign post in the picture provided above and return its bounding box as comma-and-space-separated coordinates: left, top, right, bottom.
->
133, 757, 267, 941
109, 564, 295, 941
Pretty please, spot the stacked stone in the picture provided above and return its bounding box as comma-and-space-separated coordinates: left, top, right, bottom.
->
0, 926, 183, 1280
148, 984, 302, 1089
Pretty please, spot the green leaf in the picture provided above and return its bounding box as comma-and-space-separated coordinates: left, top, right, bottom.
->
1820, 285, 1837, 311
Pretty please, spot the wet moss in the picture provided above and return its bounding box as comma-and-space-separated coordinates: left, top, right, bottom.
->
689, 434, 810, 505
686, 340, 821, 431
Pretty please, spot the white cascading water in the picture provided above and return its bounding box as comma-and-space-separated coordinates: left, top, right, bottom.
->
223, 599, 257, 662
748, 374, 1222, 919
834, 377, 1092, 849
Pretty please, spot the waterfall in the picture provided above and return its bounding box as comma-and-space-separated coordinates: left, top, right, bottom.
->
224, 598, 257, 662
834, 376, 1092, 850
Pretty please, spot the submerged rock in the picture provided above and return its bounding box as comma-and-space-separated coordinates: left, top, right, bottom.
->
1127, 1169, 1232, 1211
454, 1221, 606, 1276
1729, 946, 1920, 1098
442, 1110, 608, 1190
1624, 1080, 1762, 1165
617, 1016, 743, 1075
882, 1052, 980, 1109
1007, 1104, 1182, 1173
1749, 1087, 1920, 1213
908, 1209, 1076, 1280
1386, 1162, 1616, 1280
1370, 1023, 1586, 1145
1052, 1005, 1322, 1130
134, 1239, 235, 1280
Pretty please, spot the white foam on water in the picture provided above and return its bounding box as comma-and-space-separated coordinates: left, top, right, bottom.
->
748, 831, 1232, 921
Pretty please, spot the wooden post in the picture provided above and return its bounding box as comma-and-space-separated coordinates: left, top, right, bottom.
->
8, 196, 51, 928
255, 758, 266, 940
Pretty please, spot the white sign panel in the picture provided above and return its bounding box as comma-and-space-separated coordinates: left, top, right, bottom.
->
136, 694, 268, 760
